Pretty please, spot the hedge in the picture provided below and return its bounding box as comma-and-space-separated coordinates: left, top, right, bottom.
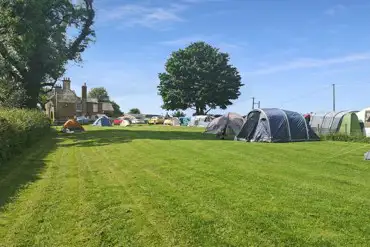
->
0, 108, 51, 164
320, 133, 370, 143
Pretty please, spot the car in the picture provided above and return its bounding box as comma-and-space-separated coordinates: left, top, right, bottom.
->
76, 116, 89, 125
148, 116, 165, 125
132, 118, 146, 124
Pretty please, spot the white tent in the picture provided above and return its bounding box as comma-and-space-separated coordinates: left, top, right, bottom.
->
356, 107, 370, 136
120, 119, 131, 127
164, 118, 180, 126
188, 115, 213, 127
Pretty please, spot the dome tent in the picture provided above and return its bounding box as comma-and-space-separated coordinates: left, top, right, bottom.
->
62, 119, 84, 132
236, 108, 319, 143
93, 116, 111, 127
205, 112, 244, 137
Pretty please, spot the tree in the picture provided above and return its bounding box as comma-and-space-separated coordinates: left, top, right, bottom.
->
158, 41, 243, 115
129, 108, 141, 114
111, 101, 123, 117
0, 79, 27, 108
88, 87, 110, 102
0, 0, 95, 108
172, 110, 185, 118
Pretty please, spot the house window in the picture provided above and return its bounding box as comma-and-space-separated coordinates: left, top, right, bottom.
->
93, 103, 98, 113
76, 103, 82, 111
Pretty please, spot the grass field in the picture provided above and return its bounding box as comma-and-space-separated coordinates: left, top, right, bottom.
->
1, 125, 370, 246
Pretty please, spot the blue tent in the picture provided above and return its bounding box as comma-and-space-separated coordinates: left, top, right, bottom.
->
236, 108, 319, 143
93, 116, 112, 127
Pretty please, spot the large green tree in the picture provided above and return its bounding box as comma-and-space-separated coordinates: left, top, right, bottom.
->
129, 108, 141, 114
158, 41, 243, 115
0, 0, 95, 108
88, 87, 110, 102
110, 101, 123, 117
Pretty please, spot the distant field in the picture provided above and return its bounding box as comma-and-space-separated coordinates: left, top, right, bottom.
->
1, 125, 370, 246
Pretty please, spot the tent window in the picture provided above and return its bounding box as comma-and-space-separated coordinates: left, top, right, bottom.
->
366, 111, 370, 122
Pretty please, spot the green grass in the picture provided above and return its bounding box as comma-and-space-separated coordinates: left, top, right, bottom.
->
1, 125, 370, 246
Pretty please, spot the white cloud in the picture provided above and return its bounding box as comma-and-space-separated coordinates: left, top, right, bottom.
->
247, 53, 370, 75
325, 4, 346, 16
98, 3, 186, 29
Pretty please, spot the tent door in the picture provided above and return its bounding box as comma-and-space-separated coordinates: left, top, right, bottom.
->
243, 111, 261, 141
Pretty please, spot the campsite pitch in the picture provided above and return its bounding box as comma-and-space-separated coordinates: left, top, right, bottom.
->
0, 126, 370, 246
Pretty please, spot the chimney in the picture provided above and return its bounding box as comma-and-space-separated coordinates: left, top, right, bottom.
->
82, 82, 87, 100
62, 77, 71, 90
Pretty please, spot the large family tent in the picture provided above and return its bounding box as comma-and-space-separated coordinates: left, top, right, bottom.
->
164, 118, 180, 126
205, 112, 244, 136
236, 108, 319, 143
93, 116, 112, 127
188, 115, 213, 127
62, 119, 84, 132
356, 107, 370, 137
309, 111, 363, 136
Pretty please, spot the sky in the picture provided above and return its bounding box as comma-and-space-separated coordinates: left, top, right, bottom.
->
66, 0, 370, 115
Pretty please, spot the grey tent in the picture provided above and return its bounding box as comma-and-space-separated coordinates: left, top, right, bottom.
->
205, 112, 244, 136
235, 108, 319, 143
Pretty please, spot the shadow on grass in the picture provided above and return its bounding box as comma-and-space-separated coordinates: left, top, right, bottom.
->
57, 128, 226, 148
0, 131, 59, 210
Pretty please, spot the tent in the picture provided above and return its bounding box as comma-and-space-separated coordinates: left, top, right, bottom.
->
93, 116, 112, 127
62, 119, 84, 132
120, 119, 131, 127
310, 111, 363, 136
188, 115, 213, 127
236, 108, 319, 143
356, 107, 370, 137
179, 117, 190, 126
164, 118, 180, 126
205, 112, 244, 137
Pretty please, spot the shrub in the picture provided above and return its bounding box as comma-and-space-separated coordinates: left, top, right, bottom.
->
320, 133, 370, 143
0, 107, 51, 164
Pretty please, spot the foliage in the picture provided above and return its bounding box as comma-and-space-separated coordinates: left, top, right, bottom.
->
1, 126, 369, 246
0, 0, 95, 108
129, 108, 141, 114
320, 133, 370, 143
172, 110, 186, 118
0, 80, 27, 108
158, 41, 243, 115
88, 87, 110, 102
0, 107, 50, 163
110, 101, 123, 117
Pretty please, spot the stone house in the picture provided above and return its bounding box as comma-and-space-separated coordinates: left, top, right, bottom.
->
45, 78, 114, 123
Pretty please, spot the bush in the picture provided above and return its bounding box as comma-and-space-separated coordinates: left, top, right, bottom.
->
320, 133, 370, 143
0, 108, 51, 164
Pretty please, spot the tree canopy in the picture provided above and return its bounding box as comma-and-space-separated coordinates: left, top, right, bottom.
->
0, 0, 95, 108
129, 108, 141, 114
110, 101, 123, 117
158, 41, 243, 115
88, 87, 110, 102
172, 111, 186, 118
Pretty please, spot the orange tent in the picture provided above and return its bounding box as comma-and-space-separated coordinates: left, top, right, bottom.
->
62, 119, 85, 132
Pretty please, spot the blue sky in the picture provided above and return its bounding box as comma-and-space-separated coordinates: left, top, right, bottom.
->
66, 0, 370, 115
